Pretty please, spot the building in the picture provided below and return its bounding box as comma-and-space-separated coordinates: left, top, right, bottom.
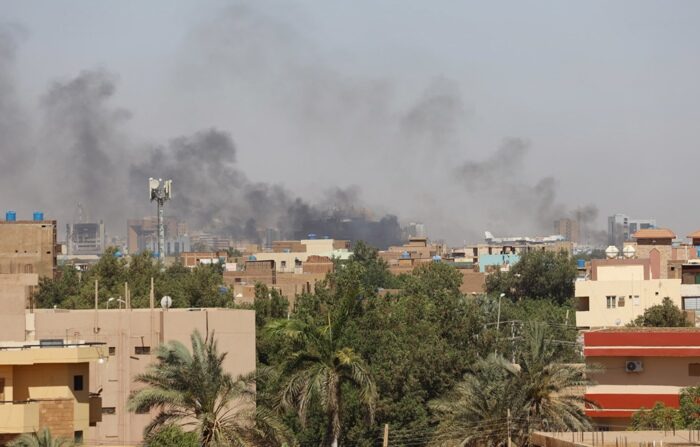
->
11, 307, 255, 446
553, 218, 580, 244
0, 215, 57, 279
583, 328, 700, 429
402, 222, 426, 239
608, 214, 656, 248
625, 228, 677, 279
224, 256, 334, 304
66, 221, 105, 255
179, 251, 228, 268
127, 217, 187, 255
253, 238, 351, 272
0, 340, 106, 445
574, 258, 682, 328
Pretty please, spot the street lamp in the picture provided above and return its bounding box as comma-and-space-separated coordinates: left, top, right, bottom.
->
116, 298, 127, 310
106, 297, 115, 309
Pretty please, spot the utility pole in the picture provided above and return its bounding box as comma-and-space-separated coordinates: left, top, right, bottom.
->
496, 293, 505, 354
507, 409, 512, 447
149, 178, 172, 261
383, 424, 389, 447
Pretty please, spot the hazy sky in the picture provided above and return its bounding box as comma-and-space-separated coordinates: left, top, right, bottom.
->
2, 1, 700, 244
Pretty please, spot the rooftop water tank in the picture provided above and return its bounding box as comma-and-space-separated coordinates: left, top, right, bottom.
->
605, 246, 619, 259
5, 211, 16, 222
400, 251, 410, 259
248, 255, 257, 261
432, 255, 442, 262
577, 259, 585, 269
33, 212, 44, 221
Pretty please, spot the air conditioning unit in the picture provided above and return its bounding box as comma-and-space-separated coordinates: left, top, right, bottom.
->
625, 360, 643, 373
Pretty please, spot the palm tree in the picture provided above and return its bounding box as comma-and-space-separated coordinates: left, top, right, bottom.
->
128, 330, 294, 447
516, 323, 593, 432
267, 317, 377, 447
430, 323, 592, 446
8, 429, 73, 447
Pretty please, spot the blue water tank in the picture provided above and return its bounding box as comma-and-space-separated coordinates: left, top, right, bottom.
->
400, 251, 410, 259
248, 255, 257, 261
114, 251, 123, 258
577, 259, 585, 269
432, 255, 442, 262
5, 211, 16, 222
33, 212, 44, 221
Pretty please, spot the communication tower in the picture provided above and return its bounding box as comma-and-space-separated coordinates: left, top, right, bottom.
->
149, 178, 172, 260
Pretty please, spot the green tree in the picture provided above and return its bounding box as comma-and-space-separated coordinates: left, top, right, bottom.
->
266, 317, 377, 447
680, 386, 700, 429
630, 402, 683, 430
254, 283, 289, 327
629, 297, 691, 327
34, 265, 81, 309
486, 250, 576, 304
8, 429, 73, 447
128, 330, 291, 447
430, 323, 592, 446
143, 424, 199, 447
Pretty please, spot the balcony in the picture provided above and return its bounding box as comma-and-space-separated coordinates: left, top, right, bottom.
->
0, 401, 40, 434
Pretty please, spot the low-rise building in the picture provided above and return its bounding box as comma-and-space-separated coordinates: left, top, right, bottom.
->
0, 340, 106, 445
575, 258, 682, 328
583, 328, 700, 429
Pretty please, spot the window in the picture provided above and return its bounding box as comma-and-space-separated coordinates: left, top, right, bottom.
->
690, 364, 700, 376
576, 297, 590, 311
73, 375, 84, 391
606, 296, 616, 309
618, 296, 625, 307
74, 431, 83, 444
108, 347, 116, 356
0, 378, 5, 401
102, 407, 116, 415
633, 296, 640, 306
135, 346, 151, 355
685, 297, 700, 310
280, 260, 287, 268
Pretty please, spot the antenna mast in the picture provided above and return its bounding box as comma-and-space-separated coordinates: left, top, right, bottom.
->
149, 178, 172, 260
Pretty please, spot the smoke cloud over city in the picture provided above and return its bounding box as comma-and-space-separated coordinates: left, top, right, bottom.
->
9, 0, 686, 246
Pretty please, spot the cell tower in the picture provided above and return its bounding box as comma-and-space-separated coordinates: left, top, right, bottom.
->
149, 178, 172, 260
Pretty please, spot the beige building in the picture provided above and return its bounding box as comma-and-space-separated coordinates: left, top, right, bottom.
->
575, 259, 682, 328
253, 239, 351, 273
21, 308, 256, 446
0, 276, 255, 447
0, 219, 57, 279
0, 340, 105, 445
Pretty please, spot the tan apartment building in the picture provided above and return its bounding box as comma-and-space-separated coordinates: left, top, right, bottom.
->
179, 251, 229, 268
553, 218, 580, 243
0, 219, 57, 279
224, 257, 333, 305
0, 340, 106, 445
575, 258, 682, 328
253, 239, 351, 273
19, 308, 256, 446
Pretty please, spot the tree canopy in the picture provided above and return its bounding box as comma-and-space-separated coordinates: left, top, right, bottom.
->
629, 297, 691, 327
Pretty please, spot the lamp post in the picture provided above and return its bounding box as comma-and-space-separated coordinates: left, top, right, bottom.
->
106, 297, 115, 309
496, 293, 505, 355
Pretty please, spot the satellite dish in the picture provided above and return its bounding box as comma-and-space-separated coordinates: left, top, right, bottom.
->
160, 295, 172, 310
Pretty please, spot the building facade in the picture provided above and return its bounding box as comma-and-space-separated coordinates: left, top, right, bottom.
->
575, 259, 682, 328
0, 341, 105, 445
584, 329, 700, 429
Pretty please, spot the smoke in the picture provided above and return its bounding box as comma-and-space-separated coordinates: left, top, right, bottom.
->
0, 23, 34, 205
129, 129, 401, 247
39, 70, 130, 226
455, 138, 606, 243
1, 2, 609, 247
